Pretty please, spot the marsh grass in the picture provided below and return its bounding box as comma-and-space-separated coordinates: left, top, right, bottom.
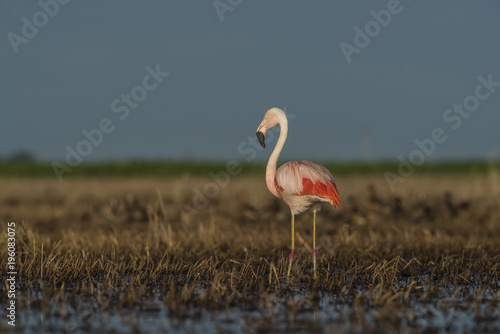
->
1, 175, 499, 333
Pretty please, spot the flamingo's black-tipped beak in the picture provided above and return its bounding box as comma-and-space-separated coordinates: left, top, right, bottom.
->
256, 131, 265, 148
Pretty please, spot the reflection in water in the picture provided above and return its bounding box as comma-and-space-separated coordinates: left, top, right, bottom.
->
10, 280, 499, 334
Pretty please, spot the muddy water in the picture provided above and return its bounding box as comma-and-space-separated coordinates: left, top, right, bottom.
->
8, 279, 500, 334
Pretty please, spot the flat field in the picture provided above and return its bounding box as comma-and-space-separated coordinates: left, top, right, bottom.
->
1, 174, 500, 333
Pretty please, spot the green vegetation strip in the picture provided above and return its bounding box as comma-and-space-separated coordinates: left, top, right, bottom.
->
0, 160, 498, 178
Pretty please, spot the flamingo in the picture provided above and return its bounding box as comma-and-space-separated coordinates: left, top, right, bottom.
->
256, 107, 342, 279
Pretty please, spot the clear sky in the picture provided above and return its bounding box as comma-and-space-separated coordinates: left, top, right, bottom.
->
1, 1, 499, 163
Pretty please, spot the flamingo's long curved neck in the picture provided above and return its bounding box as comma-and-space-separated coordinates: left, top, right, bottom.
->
266, 112, 288, 198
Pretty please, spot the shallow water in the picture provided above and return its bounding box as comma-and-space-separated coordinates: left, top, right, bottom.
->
5, 279, 500, 334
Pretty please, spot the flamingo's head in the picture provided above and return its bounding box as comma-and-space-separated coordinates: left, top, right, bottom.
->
256, 108, 282, 148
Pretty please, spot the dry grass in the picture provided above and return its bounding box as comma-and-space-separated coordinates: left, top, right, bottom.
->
1, 174, 500, 333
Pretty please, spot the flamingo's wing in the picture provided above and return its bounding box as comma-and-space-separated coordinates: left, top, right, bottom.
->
275, 160, 341, 208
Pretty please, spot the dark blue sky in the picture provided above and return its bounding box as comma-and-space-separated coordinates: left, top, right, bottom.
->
1, 1, 499, 163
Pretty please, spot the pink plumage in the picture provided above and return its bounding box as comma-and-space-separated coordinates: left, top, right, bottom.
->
256, 107, 342, 279
274, 160, 341, 214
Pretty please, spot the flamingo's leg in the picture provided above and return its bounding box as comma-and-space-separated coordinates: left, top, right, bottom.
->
313, 211, 317, 279
287, 214, 295, 279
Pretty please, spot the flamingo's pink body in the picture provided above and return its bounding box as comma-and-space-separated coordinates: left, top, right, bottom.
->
256, 107, 341, 279
274, 160, 341, 215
